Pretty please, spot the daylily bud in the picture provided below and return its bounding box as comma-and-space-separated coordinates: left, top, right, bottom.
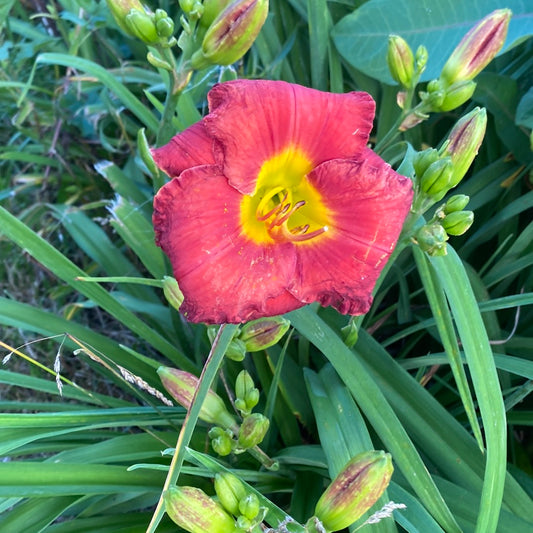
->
419, 157, 454, 200
225, 338, 247, 361
238, 413, 270, 448
314, 451, 393, 532
157, 367, 237, 430
125, 9, 159, 44
412, 148, 439, 178
444, 194, 470, 214
441, 9, 512, 85
415, 224, 449, 256
164, 486, 236, 533
154, 9, 175, 39
441, 107, 487, 188
214, 472, 247, 515
438, 80, 477, 111
239, 493, 260, 520
442, 210, 474, 236
235, 370, 259, 415
209, 427, 234, 456
200, 0, 233, 28
415, 45, 428, 74
191, 0, 268, 68
106, 0, 146, 35
387, 35, 414, 87
162, 276, 184, 311
238, 316, 290, 352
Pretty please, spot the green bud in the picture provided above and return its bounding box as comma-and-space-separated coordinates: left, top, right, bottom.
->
412, 148, 439, 179
124, 9, 159, 44
236, 516, 252, 530
235, 370, 259, 415
238, 316, 290, 352
444, 194, 470, 214
441, 107, 487, 188
164, 486, 236, 533
419, 157, 454, 199
314, 451, 393, 532
157, 367, 237, 430
442, 210, 474, 236
441, 9, 512, 85
239, 493, 260, 520
238, 413, 270, 449
162, 276, 184, 311
225, 338, 247, 361
438, 80, 477, 112
341, 319, 359, 348
154, 9, 175, 38
415, 44, 428, 74
387, 35, 414, 88
210, 428, 234, 456
179, 0, 196, 13
415, 224, 449, 256
192, 0, 268, 68
214, 472, 247, 515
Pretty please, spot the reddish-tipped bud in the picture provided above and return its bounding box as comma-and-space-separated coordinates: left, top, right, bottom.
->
191, 0, 268, 68
164, 486, 237, 533
238, 316, 290, 352
441, 9, 512, 85
387, 35, 414, 88
442, 107, 487, 188
157, 367, 237, 430
238, 413, 270, 448
314, 451, 393, 532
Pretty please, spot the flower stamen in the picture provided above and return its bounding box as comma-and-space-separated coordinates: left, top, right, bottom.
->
255, 188, 328, 243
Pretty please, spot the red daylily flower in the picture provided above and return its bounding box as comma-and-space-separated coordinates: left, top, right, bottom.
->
152, 80, 413, 324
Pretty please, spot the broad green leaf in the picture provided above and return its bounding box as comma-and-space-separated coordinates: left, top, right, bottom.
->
332, 0, 532, 84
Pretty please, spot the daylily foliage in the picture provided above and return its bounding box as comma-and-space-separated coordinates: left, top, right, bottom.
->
152, 80, 413, 324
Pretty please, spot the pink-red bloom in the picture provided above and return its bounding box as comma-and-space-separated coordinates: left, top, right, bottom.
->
152, 80, 412, 324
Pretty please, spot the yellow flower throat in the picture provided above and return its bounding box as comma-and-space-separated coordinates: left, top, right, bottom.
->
240, 147, 330, 245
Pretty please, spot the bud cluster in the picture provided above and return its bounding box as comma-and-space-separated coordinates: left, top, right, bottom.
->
106, 1, 176, 46
158, 367, 270, 458
414, 194, 474, 256
422, 9, 511, 112
413, 107, 486, 208
164, 472, 268, 533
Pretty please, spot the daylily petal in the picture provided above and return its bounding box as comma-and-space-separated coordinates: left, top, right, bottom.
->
153, 165, 301, 324
289, 150, 413, 314
205, 80, 375, 194
151, 120, 215, 178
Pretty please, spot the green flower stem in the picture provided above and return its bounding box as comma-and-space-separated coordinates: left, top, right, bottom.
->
246, 444, 279, 471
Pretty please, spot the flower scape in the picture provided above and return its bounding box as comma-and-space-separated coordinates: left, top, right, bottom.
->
152, 80, 413, 324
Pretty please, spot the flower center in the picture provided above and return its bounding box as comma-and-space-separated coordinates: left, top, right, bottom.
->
240, 147, 330, 245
